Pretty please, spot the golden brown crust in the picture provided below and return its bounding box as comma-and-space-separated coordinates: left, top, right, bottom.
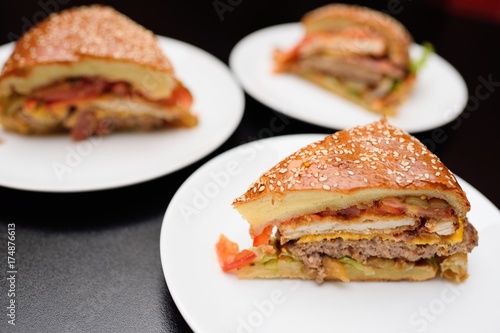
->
301, 3, 413, 67
0, 5, 172, 78
233, 119, 470, 216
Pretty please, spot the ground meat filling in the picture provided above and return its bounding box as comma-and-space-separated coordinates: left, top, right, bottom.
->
284, 220, 478, 283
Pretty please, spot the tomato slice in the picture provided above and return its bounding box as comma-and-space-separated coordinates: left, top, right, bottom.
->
173, 86, 193, 109
158, 86, 193, 109
378, 198, 406, 215
32, 79, 106, 102
379, 204, 404, 215
24, 98, 37, 111
221, 250, 256, 272
216, 234, 238, 265
215, 234, 256, 272
252, 225, 273, 247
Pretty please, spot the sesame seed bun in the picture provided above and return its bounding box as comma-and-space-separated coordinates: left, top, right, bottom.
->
302, 3, 413, 68
273, 4, 416, 116
0, 5, 176, 100
232, 119, 470, 237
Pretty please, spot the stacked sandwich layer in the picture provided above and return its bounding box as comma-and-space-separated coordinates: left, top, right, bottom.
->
274, 4, 416, 116
221, 119, 478, 283
0, 5, 197, 140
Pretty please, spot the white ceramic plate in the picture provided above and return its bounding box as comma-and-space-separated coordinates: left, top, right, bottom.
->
161, 134, 499, 333
229, 23, 468, 133
0, 36, 244, 192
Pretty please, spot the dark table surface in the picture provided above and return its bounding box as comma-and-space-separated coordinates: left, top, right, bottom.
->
0, 1, 499, 332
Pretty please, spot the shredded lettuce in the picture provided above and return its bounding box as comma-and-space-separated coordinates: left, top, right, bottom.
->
391, 79, 401, 92
338, 257, 375, 276
250, 246, 277, 265
263, 259, 278, 269
410, 42, 434, 74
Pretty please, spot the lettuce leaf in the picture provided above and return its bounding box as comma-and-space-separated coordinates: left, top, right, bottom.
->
338, 257, 375, 276
410, 42, 434, 74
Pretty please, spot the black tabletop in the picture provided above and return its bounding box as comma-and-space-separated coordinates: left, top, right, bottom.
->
0, 1, 499, 332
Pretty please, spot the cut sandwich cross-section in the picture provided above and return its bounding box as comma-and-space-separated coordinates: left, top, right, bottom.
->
0, 5, 198, 140
273, 4, 424, 116
217, 119, 478, 283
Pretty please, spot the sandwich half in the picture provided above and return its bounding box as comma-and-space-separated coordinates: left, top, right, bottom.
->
274, 4, 418, 116
216, 119, 478, 283
0, 5, 197, 141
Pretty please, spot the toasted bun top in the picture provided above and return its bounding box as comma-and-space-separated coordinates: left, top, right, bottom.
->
301, 4, 412, 67
0, 5, 172, 77
233, 119, 470, 236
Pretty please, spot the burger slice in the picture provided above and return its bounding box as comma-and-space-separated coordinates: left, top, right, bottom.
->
0, 5, 197, 141
274, 4, 420, 116
217, 119, 478, 283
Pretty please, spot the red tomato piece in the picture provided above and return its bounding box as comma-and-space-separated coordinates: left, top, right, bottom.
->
158, 86, 193, 108
252, 225, 273, 247
221, 250, 256, 272
378, 197, 406, 215
215, 234, 256, 272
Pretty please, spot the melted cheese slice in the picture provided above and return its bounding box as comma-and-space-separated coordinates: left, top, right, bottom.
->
297, 218, 464, 245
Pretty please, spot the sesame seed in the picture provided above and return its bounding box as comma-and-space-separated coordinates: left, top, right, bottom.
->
347, 170, 354, 175
323, 184, 330, 190
7, 6, 174, 74
258, 185, 265, 192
